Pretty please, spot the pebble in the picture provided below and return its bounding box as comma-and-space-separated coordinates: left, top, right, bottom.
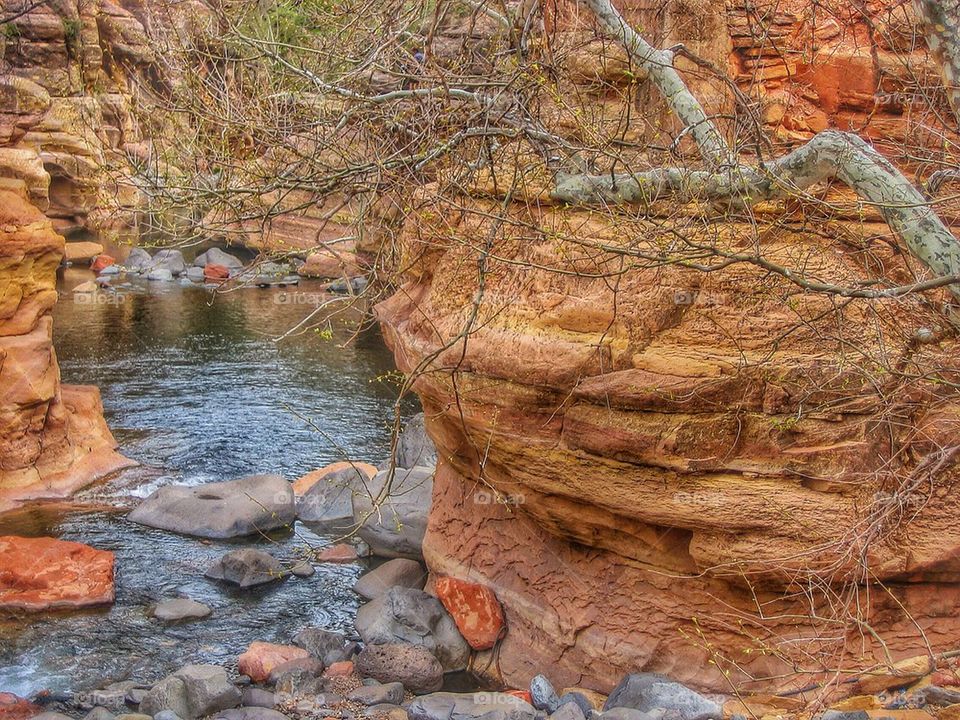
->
532, 675, 561, 713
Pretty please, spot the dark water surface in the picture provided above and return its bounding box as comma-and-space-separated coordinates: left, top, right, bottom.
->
0, 269, 412, 697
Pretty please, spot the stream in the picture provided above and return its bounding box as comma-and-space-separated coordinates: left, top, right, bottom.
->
0, 265, 414, 698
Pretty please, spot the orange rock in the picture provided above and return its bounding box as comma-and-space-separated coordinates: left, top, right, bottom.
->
939, 705, 960, 720
505, 690, 532, 704
0, 693, 39, 720
932, 670, 960, 687
299, 248, 364, 279
90, 254, 116, 273
0, 536, 115, 611
293, 461, 378, 496
63, 241, 104, 263
434, 576, 504, 650
829, 696, 881, 711
238, 641, 309, 683
324, 660, 355, 677
204, 263, 230, 282
316, 544, 358, 563
855, 656, 933, 694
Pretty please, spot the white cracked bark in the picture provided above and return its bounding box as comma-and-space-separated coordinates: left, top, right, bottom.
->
916, 0, 960, 124
568, 0, 960, 299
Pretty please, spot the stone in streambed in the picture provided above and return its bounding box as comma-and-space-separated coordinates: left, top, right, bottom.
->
0, 536, 114, 612
355, 587, 469, 671
205, 264, 230, 282
352, 467, 434, 560
348, 683, 405, 706
296, 465, 372, 528
293, 628, 353, 665
406, 692, 537, 720
268, 656, 325, 684
434, 576, 504, 650
601, 709, 657, 720
148, 249, 187, 277
205, 549, 285, 588
151, 598, 212, 622
558, 693, 595, 718
354, 643, 443, 694
185, 266, 205, 282
551, 703, 587, 720
0, 693, 39, 720
125, 248, 152, 273
353, 559, 427, 600
140, 665, 240, 719
147, 268, 174, 282
294, 461, 378, 496
531, 675, 560, 713
363, 704, 408, 720
214, 710, 291, 720
83, 708, 116, 720
316, 543, 358, 563
290, 560, 315, 577
241, 689, 276, 709
91, 255, 116, 273
238, 642, 309, 683
603, 675, 721, 720
129, 475, 295, 538
194, 248, 244, 272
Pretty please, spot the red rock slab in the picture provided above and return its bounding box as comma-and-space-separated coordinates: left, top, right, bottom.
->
324, 660, 355, 678
316, 543, 358, 564
434, 576, 505, 650
0, 693, 40, 720
0, 536, 115, 612
204, 263, 230, 282
238, 641, 309, 683
90, 254, 116, 273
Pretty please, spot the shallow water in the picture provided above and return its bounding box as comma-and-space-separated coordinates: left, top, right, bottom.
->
0, 268, 414, 698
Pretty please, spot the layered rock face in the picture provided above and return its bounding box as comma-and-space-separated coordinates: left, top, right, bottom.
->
0, 187, 132, 513
0, 0, 211, 235
377, 0, 960, 694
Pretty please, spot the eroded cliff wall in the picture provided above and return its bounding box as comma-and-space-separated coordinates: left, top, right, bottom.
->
377, 0, 960, 693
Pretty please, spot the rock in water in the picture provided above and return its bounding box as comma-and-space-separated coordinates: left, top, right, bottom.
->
140, 665, 240, 719
148, 249, 187, 277
147, 268, 174, 282
128, 475, 295, 538
352, 467, 434, 559
0, 536, 114, 611
434, 576, 504, 650
125, 248, 152, 273
354, 643, 443, 694
151, 598, 212, 622
355, 587, 469, 671
213, 710, 291, 720
297, 466, 369, 528
185, 266, 205, 283
353, 558, 427, 600
205, 549, 285, 588
194, 248, 244, 271
396, 413, 438, 469
237, 642, 310, 683
406, 692, 538, 720
603, 675, 722, 720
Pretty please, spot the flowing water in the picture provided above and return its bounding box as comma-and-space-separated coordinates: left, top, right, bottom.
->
0, 266, 415, 698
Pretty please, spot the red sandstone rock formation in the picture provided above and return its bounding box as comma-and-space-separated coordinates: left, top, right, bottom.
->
0, 535, 115, 611
0, 189, 133, 514
376, 0, 960, 695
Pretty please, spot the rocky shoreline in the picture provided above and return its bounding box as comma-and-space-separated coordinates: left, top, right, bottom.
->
4, 413, 960, 720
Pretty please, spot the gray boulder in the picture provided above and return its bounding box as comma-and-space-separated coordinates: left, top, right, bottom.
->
241, 689, 276, 709
396, 414, 437, 469
185, 266, 205, 283
149, 249, 187, 277
151, 598, 212, 622
292, 628, 353, 665
353, 467, 434, 560
355, 587, 469, 671
147, 268, 174, 282
83, 708, 116, 720
603, 675, 721, 720
551, 704, 587, 720
129, 475, 295, 539
406, 693, 538, 720
125, 248, 153, 273
31, 715, 74, 720
531, 675, 560, 713
195, 247, 244, 271
140, 665, 240, 720
355, 643, 443, 695
354, 559, 427, 600
297, 466, 365, 528
205, 549, 285, 588
601, 710, 657, 720
349, 682, 405, 706
214, 710, 291, 720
